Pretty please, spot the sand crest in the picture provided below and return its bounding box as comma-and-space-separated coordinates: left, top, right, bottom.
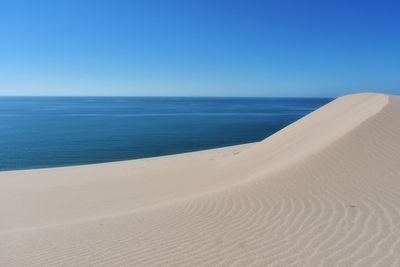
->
1, 93, 400, 266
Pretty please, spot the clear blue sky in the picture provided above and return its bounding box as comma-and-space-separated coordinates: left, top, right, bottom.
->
0, 0, 399, 97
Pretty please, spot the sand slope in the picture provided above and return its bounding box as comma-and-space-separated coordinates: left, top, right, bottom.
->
1, 93, 400, 266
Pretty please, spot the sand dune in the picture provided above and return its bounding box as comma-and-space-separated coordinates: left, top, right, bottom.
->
1, 93, 400, 266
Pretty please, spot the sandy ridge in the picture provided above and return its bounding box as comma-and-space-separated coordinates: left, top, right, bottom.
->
1, 93, 400, 266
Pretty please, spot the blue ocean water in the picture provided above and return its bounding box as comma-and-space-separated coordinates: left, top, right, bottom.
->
0, 97, 332, 171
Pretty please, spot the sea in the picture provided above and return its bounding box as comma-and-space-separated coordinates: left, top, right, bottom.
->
0, 97, 332, 171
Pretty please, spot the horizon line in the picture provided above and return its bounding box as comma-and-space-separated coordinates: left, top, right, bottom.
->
0, 95, 335, 99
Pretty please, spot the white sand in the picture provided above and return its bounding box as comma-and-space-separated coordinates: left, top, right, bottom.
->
1, 93, 400, 266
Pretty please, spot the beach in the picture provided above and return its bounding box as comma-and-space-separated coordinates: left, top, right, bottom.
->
1, 93, 400, 266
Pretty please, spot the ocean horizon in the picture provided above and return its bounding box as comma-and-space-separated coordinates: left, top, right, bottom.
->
0, 96, 332, 171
